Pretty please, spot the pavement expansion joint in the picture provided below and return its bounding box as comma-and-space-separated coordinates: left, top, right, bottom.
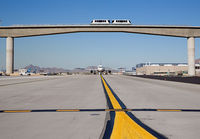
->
0, 77, 59, 87
1, 108, 200, 113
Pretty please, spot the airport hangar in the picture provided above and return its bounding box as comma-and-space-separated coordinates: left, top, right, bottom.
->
0, 24, 200, 76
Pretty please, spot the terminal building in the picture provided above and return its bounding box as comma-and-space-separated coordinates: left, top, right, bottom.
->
136, 63, 200, 76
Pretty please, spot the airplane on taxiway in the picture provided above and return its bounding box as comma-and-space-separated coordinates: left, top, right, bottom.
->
90, 65, 111, 75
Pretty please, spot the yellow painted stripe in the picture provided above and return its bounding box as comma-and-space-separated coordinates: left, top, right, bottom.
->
101, 75, 157, 139
101, 76, 122, 109
56, 109, 80, 112
111, 112, 157, 139
105, 109, 114, 111
4, 110, 31, 113
157, 109, 181, 112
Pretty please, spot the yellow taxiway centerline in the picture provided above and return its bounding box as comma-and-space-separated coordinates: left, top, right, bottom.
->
101, 75, 157, 139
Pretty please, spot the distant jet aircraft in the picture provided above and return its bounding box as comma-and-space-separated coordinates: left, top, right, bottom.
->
90, 65, 111, 75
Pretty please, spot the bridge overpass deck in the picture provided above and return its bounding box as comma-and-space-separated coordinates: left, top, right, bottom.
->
0, 24, 200, 37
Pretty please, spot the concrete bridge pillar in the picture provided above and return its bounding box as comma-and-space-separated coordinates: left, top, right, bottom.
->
6, 37, 14, 75
187, 37, 195, 76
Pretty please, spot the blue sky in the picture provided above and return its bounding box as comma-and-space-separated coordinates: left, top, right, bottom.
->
0, 0, 200, 70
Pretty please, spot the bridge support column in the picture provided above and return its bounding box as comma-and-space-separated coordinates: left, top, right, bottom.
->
6, 37, 14, 75
187, 37, 195, 76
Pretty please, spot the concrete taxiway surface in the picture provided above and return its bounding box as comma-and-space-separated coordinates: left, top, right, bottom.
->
0, 75, 106, 139
104, 75, 200, 139
0, 75, 200, 138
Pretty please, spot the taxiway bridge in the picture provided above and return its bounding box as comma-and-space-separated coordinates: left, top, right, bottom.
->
0, 25, 200, 76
